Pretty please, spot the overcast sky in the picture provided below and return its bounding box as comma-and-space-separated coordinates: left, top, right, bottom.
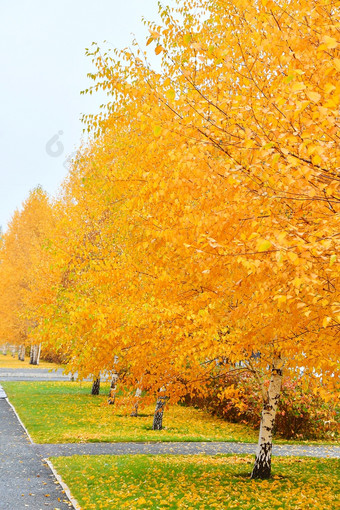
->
0, 0, 164, 230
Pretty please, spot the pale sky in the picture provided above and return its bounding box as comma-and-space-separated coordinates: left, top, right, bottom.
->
0, 0, 164, 230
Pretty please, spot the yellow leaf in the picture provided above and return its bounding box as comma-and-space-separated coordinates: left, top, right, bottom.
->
291, 82, 306, 92
324, 83, 336, 94
257, 239, 272, 252
288, 251, 298, 263
292, 277, 303, 288
312, 154, 322, 165
330, 254, 337, 266
306, 90, 321, 103
183, 34, 192, 45
276, 295, 287, 305
165, 89, 176, 101
153, 125, 162, 137
321, 36, 338, 49
322, 317, 331, 328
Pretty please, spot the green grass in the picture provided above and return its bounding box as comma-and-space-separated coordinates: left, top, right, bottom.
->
2, 381, 258, 443
2, 381, 338, 445
51, 454, 340, 509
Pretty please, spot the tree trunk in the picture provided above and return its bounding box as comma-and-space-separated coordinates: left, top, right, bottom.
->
251, 360, 283, 479
11, 345, 16, 358
130, 387, 142, 417
152, 387, 168, 430
108, 372, 119, 404
30, 344, 34, 364
91, 375, 101, 395
18, 344, 25, 361
2, 344, 7, 355
36, 343, 41, 365
29, 344, 40, 365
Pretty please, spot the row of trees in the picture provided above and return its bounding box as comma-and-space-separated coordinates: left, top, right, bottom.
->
0, 0, 339, 479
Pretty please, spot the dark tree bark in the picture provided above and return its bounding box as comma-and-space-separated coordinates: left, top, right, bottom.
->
91, 376, 101, 395
108, 372, 119, 405
152, 388, 168, 430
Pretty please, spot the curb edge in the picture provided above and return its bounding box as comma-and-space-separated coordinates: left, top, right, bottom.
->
44, 457, 82, 510
5, 397, 34, 444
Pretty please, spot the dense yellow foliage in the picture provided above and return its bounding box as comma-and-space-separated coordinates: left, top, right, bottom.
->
0, 0, 339, 477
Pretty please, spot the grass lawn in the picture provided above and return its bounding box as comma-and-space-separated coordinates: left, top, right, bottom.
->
51, 454, 340, 509
2, 381, 258, 443
0, 353, 61, 370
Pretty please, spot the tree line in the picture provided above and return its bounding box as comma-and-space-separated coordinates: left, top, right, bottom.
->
0, 0, 339, 479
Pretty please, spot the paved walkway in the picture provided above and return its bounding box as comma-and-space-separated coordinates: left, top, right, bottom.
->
0, 398, 73, 510
0, 368, 73, 381
35, 440, 340, 458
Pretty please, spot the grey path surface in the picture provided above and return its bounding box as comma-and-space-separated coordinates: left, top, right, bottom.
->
0, 399, 73, 510
35, 441, 340, 459
0, 368, 73, 381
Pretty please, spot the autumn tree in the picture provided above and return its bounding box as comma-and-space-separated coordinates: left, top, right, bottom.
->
0, 187, 54, 364
5, 0, 336, 482
78, 0, 340, 479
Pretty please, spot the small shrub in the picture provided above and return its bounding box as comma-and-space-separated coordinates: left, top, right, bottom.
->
185, 372, 339, 440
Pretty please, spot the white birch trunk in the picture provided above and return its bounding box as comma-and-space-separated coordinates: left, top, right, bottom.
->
30, 344, 40, 365
251, 360, 283, 479
30, 344, 34, 364
18, 344, 25, 361
36, 343, 41, 365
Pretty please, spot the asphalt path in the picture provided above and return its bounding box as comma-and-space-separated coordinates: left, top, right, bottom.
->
0, 397, 73, 510
0, 368, 73, 382
35, 440, 340, 458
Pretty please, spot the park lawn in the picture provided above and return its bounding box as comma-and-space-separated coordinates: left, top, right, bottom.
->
51, 454, 340, 510
0, 353, 61, 370
2, 381, 258, 443
3, 381, 338, 446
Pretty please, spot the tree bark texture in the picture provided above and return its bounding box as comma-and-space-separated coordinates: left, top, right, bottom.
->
152, 388, 168, 430
91, 375, 101, 395
130, 387, 142, 417
36, 343, 41, 365
29, 344, 40, 365
18, 344, 25, 361
108, 372, 119, 405
251, 361, 283, 479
